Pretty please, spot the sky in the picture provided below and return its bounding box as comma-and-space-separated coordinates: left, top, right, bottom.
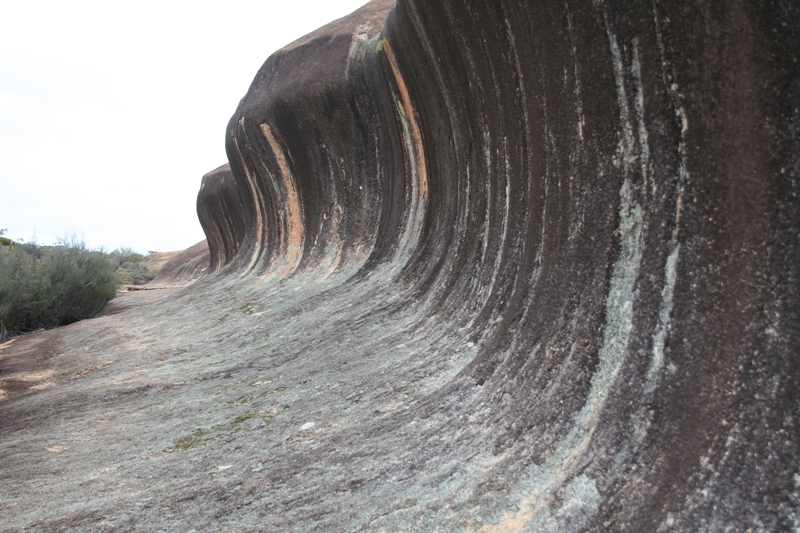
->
0, 0, 371, 253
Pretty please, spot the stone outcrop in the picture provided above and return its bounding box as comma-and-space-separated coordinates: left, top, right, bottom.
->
148, 240, 210, 285
196, 163, 246, 272
195, 0, 800, 529
2, 1, 797, 531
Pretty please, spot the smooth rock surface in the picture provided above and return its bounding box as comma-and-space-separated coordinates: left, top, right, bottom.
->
1, 0, 798, 531
148, 240, 210, 285
197, 163, 246, 272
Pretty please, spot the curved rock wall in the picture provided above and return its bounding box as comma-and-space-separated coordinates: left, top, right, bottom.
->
197, 163, 247, 271
197, 0, 800, 530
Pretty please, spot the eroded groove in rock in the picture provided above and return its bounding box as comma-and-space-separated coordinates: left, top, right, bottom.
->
5, 0, 796, 531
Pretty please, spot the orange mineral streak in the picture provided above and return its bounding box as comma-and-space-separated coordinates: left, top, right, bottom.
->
234, 135, 266, 275
382, 39, 429, 199
260, 123, 304, 276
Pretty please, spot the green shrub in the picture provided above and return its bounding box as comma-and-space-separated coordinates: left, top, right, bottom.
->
110, 247, 156, 285
0, 228, 12, 247
0, 237, 117, 340
109, 247, 144, 264
116, 261, 157, 285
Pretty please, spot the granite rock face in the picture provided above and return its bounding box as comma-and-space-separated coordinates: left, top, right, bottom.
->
148, 240, 210, 285
196, 0, 800, 529
197, 163, 246, 272
2, 1, 796, 531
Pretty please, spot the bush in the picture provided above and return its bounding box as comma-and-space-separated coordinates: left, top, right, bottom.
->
0, 237, 118, 340
110, 247, 157, 285
109, 247, 144, 264
116, 262, 157, 285
0, 228, 12, 247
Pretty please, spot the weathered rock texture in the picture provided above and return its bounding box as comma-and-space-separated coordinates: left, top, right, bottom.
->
204, 0, 800, 528
148, 240, 210, 285
197, 163, 246, 272
1, 0, 798, 531
137, 251, 180, 274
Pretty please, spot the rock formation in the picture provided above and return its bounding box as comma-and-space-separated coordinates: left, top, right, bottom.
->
147, 240, 210, 285
197, 163, 247, 272
196, 0, 800, 529
1, 0, 797, 531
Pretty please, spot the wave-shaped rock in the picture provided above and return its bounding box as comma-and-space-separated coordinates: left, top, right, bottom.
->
192, 0, 800, 529
2, 0, 792, 531
197, 163, 247, 272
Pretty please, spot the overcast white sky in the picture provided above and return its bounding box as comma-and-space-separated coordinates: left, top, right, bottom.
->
0, 0, 371, 253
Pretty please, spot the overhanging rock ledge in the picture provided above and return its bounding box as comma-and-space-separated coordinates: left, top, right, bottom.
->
2, 0, 798, 531
199, 0, 800, 529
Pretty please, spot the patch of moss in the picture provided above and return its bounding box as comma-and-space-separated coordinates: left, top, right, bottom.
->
169, 429, 211, 451
239, 303, 257, 314
223, 395, 254, 408
257, 386, 287, 398
167, 406, 268, 452
212, 409, 259, 433
233, 410, 258, 424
